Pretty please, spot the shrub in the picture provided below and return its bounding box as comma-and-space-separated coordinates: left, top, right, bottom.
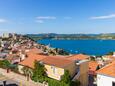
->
61, 70, 71, 84
70, 80, 81, 86
106, 51, 113, 55
0, 60, 11, 69
32, 60, 46, 83
44, 77, 69, 86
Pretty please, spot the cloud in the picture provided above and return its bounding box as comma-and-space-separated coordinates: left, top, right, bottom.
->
0, 19, 8, 23
36, 16, 56, 20
36, 16, 56, 23
35, 20, 44, 23
64, 17, 72, 19
90, 14, 115, 20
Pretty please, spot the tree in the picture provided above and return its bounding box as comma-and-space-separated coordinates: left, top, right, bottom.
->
90, 56, 95, 61
22, 66, 32, 81
70, 80, 81, 86
32, 60, 46, 82
0, 60, 11, 69
96, 65, 100, 70
58, 49, 69, 55
61, 70, 71, 84
106, 52, 114, 55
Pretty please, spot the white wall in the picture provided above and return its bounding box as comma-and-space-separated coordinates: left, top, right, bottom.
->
97, 74, 115, 86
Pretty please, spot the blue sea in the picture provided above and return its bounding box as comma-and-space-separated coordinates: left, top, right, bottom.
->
38, 39, 115, 56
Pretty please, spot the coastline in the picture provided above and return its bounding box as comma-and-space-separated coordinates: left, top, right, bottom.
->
38, 39, 115, 56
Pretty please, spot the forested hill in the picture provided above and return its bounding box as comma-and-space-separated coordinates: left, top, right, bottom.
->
26, 33, 115, 40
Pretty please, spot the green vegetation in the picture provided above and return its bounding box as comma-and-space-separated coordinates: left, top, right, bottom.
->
0, 60, 19, 73
43, 72, 80, 86
44, 70, 80, 86
32, 61, 80, 86
61, 70, 80, 86
61, 70, 71, 84
90, 56, 96, 61
0, 60, 11, 69
32, 60, 46, 82
57, 49, 69, 55
9, 64, 19, 73
46, 48, 69, 56
44, 77, 69, 86
106, 51, 114, 55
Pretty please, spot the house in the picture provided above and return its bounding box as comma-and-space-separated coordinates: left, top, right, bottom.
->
18, 55, 75, 80
18, 53, 89, 86
42, 54, 89, 86
102, 55, 115, 62
67, 54, 89, 86
96, 61, 115, 86
18, 50, 47, 74
41, 56, 76, 80
72, 59, 89, 86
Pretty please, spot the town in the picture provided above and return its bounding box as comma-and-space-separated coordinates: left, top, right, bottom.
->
0, 33, 115, 86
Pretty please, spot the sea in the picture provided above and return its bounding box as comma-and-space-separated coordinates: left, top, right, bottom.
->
38, 39, 115, 56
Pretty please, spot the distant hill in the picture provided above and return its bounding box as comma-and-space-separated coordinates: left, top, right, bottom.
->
26, 33, 115, 40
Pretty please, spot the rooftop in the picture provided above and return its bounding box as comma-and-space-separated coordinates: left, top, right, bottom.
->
19, 54, 46, 68
67, 54, 89, 61
19, 48, 74, 68
96, 61, 115, 77
89, 61, 99, 71
41, 56, 74, 68
19, 48, 47, 68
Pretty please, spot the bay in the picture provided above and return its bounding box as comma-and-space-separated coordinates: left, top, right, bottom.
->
38, 39, 115, 55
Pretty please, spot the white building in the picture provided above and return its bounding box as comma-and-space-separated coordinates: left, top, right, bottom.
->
2, 33, 11, 38
97, 61, 115, 86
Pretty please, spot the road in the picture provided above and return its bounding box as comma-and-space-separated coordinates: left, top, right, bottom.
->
0, 68, 44, 86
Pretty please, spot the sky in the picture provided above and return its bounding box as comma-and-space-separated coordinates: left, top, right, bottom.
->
0, 0, 115, 34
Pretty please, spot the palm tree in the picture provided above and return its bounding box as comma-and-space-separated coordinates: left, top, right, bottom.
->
22, 66, 33, 81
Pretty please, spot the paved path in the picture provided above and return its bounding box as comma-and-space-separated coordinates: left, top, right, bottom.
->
0, 68, 44, 86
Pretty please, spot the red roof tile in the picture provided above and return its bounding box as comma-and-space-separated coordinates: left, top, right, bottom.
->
89, 61, 99, 71
19, 49, 46, 68
67, 54, 89, 61
41, 56, 74, 68
96, 61, 115, 77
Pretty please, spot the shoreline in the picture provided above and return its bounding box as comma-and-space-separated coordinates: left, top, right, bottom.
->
37, 39, 115, 56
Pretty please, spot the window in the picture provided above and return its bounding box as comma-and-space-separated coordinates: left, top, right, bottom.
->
51, 66, 57, 74
112, 82, 115, 86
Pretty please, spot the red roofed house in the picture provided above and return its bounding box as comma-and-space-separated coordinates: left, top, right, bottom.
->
96, 61, 115, 86
18, 53, 89, 86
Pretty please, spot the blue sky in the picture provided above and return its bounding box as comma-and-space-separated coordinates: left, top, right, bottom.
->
0, 0, 115, 34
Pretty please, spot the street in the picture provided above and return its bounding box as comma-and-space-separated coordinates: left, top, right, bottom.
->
0, 68, 44, 86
